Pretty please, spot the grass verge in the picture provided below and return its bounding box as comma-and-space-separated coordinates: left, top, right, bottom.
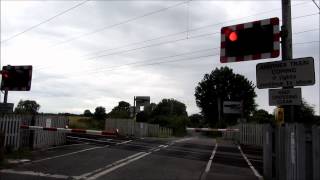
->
68, 116, 104, 130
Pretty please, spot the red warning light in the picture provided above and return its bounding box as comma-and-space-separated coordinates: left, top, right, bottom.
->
1, 71, 9, 79
229, 31, 238, 42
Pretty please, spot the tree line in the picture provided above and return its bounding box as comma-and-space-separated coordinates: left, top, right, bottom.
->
13, 66, 319, 132
83, 99, 189, 136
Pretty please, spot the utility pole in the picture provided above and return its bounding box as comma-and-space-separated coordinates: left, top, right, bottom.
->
281, 0, 294, 123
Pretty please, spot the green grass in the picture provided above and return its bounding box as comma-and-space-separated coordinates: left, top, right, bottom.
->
68, 116, 105, 130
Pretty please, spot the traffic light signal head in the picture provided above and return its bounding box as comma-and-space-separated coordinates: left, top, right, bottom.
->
220, 17, 280, 63
1, 70, 9, 79
1, 65, 33, 91
228, 31, 238, 42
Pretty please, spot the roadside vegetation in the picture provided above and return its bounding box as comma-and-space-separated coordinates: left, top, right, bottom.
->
68, 116, 105, 130
10, 67, 319, 138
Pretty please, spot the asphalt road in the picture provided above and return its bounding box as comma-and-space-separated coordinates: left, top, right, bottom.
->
0, 135, 262, 180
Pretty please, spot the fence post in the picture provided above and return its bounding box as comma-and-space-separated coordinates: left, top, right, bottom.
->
263, 124, 272, 180
29, 114, 36, 149
313, 126, 320, 180
0, 131, 4, 161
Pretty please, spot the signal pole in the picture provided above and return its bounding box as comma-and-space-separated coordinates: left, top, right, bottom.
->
3, 90, 8, 104
281, 0, 294, 122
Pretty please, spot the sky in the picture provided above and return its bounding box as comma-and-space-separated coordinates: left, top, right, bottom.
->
1, 0, 319, 116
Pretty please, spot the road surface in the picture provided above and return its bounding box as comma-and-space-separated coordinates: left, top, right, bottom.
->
0, 135, 262, 180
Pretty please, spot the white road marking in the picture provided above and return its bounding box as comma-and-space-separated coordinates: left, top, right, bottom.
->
74, 152, 146, 179
7, 159, 31, 164
87, 152, 152, 180
67, 136, 113, 143
238, 145, 263, 180
173, 137, 193, 143
77, 140, 171, 179
116, 140, 132, 145
205, 143, 218, 172
29, 146, 105, 164
0, 169, 69, 179
149, 147, 158, 151
199, 141, 218, 180
158, 145, 165, 147
46, 143, 89, 150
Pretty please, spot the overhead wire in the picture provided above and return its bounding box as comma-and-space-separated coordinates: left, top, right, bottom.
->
19, 0, 310, 69
294, 41, 319, 45
49, 1, 189, 48
80, 1, 310, 58
35, 31, 219, 71
1, 0, 90, 44
33, 47, 218, 80
25, 1, 312, 70
312, 0, 320, 10
78, 12, 319, 61
69, 40, 320, 81
35, 12, 319, 71
3, 1, 317, 75
33, 53, 220, 81
33, 39, 319, 81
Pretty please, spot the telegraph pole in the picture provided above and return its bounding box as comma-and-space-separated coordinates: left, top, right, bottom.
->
281, 0, 294, 122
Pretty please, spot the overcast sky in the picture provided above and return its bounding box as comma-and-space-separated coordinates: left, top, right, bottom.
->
1, 0, 319, 116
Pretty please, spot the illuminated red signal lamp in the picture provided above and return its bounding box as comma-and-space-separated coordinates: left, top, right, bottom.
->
228, 31, 238, 42
1, 71, 9, 79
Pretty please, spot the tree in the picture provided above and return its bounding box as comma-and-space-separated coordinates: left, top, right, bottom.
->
150, 99, 189, 136
188, 114, 205, 127
15, 100, 40, 114
295, 99, 318, 124
94, 106, 107, 120
151, 99, 188, 118
249, 109, 273, 124
136, 103, 156, 122
108, 101, 131, 118
83, 109, 92, 117
195, 67, 256, 127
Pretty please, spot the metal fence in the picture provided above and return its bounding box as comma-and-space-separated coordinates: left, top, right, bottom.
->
264, 124, 320, 180
223, 123, 320, 180
0, 114, 68, 150
0, 114, 22, 150
105, 118, 172, 137
222, 123, 264, 147
31, 115, 68, 149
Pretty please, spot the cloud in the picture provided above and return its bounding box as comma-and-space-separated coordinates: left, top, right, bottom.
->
1, 1, 319, 115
